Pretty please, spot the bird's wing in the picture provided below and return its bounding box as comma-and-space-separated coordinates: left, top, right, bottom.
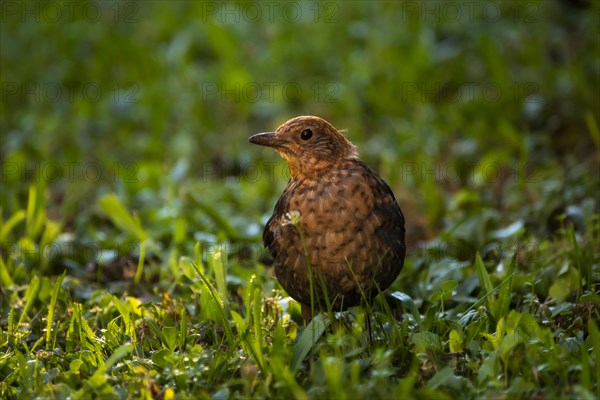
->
358, 161, 406, 250
262, 184, 292, 257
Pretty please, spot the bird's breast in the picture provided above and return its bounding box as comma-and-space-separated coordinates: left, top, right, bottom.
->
284, 170, 382, 256
267, 161, 405, 308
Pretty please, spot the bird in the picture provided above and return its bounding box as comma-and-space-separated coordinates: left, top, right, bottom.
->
249, 116, 405, 323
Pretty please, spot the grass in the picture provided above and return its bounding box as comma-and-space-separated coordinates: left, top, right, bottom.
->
1, 1, 599, 399
1, 185, 598, 398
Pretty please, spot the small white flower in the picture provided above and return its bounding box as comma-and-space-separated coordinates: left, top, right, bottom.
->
284, 210, 301, 226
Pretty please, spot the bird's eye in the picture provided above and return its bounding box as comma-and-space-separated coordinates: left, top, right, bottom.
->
300, 129, 313, 140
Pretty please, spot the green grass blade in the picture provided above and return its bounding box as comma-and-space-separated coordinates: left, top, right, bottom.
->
0, 210, 26, 240
251, 286, 265, 369
427, 366, 455, 389
193, 242, 205, 274
26, 183, 47, 240
111, 295, 137, 343
0, 257, 14, 288
236, 282, 265, 372
474, 252, 497, 317
191, 261, 234, 342
270, 356, 309, 400
496, 253, 517, 320
7, 307, 16, 347
245, 274, 256, 328
145, 319, 164, 344
208, 244, 228, 309
17, 275, 40, 328
292, 314, 330, 372
98, 193, 147, 241
179, 306, 188, 351
73, 302, 104, 355
390, 291, 423, 330
134, 239, 147, 284
73, 343, 133, 400
567, 223, 587, 293
46, 271, 66, 349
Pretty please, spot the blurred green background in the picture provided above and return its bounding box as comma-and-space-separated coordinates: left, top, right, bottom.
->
1, 0, 599, 290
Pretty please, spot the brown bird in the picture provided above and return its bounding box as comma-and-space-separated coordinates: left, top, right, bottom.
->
249, 116, 405, 322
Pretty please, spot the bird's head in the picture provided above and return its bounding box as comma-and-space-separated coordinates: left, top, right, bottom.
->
249, 116, 358, 179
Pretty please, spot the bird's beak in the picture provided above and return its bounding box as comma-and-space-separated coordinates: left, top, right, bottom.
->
249, 132, 280, 148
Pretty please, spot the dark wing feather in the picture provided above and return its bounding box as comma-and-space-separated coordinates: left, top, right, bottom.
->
357, 160, 406, 254
262, 184, 292, 259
